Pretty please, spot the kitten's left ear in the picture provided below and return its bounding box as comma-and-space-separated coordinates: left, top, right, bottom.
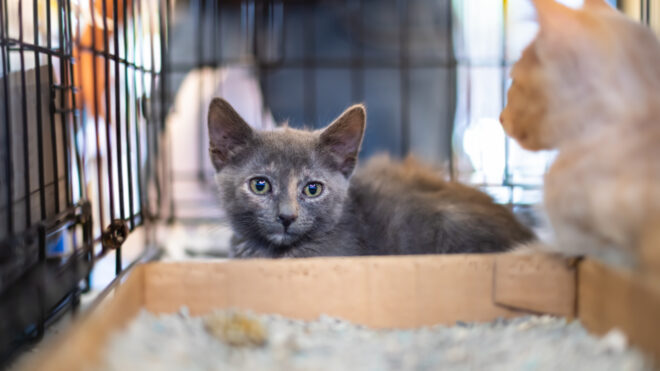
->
319, 104, 366, 177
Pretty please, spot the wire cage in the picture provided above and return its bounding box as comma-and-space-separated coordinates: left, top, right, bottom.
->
165, 0, 635, 231
166, 0, 459, 224
164, 0, 561, 234
0, 0, 658, 366
0, 0, 168, 364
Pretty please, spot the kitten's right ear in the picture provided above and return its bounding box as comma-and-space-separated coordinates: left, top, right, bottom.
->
319, 104, 366, 177
208, 98, 254, 171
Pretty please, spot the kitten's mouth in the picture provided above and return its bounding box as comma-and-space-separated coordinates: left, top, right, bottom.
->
267, 231, 299, 246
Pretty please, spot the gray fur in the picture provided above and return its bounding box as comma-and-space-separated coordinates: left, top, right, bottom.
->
208, 98, 535, 258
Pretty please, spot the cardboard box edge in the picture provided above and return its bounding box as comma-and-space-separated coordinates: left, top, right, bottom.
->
17, 264, 146, 371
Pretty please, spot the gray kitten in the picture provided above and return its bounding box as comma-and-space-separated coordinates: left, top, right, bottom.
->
208, 98, 535, 258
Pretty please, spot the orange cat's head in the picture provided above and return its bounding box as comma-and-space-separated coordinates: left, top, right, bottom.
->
500, 0, 660, 150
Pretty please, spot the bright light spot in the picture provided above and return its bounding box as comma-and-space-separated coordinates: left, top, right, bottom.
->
462, 117, 506, 185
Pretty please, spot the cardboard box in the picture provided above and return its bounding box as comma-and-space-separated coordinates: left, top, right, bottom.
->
19, 253, 660, 370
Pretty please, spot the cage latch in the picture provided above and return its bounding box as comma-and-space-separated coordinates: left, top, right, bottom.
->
101, 220, 130, 250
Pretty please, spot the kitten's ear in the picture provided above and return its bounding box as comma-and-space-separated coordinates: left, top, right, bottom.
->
208, 98, 254, 171
319, 104, 366, 177
532, 0, 577, 30
532, 0, 587, 58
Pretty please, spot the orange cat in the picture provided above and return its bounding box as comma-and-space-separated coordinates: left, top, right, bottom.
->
500, 0, 660, 269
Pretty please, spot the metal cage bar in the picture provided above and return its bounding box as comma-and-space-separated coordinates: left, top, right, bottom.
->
0, 0, 168, 365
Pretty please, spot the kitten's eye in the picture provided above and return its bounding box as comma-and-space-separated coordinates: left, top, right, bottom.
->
303, 182, 323, 198
249, 178, 271, 195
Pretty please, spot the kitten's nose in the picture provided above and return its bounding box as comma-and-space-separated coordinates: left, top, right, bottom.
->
278, 213, 297, 228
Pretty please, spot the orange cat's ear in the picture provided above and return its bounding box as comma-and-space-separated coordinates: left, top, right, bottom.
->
532, 0, 578, 30
583, 0, 613, 10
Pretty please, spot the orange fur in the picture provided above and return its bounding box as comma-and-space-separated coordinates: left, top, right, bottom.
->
73, 0, 132, 119
74, 25, 107, 119
501, 0, 660, 270
95, 0, 131, 25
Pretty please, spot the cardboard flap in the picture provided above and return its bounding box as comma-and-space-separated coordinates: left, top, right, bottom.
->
579, 259, 660, 361
493, 253, 577, 317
